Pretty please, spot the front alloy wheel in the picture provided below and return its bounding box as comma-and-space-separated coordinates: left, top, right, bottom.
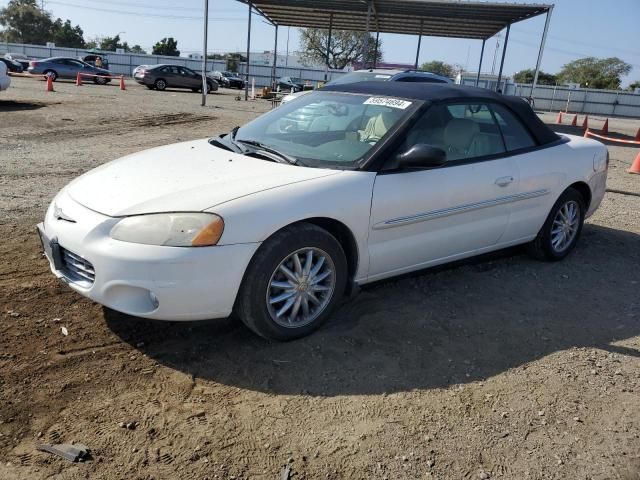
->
236, 223, 347, 340
267, 248, 336, 328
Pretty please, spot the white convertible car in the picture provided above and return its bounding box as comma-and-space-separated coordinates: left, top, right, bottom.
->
38, 82, 608, 340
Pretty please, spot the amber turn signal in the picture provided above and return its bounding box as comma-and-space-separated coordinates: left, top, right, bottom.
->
191, 216, 225, 246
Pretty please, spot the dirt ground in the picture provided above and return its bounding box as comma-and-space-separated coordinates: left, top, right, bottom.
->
1, 77, 639, 480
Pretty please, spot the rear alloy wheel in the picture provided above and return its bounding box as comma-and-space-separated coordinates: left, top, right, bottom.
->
154, 79, 167, 91
44, 70, 57, 81
528, 188, 585, 261
94, 76, 108, 85
236, 223, 347, 340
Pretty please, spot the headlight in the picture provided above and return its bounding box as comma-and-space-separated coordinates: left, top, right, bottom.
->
110, 213, 224, 247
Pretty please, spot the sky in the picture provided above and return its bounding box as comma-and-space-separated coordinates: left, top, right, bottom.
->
2, 0, 639, 86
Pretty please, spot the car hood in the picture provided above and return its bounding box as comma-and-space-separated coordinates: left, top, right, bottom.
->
66, 139, 340, 217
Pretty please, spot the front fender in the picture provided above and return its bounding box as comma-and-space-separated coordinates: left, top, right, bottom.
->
209, 171, 376, 281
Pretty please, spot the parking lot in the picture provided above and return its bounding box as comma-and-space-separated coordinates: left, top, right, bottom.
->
1, 77, 639, 479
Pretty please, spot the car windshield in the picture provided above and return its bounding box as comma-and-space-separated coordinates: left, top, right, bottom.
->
230, 91, 418, 169
290, 77, 303, 83
327, 71, 395, 86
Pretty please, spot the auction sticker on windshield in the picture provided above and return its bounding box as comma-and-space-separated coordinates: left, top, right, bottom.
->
364, 97, 413, 109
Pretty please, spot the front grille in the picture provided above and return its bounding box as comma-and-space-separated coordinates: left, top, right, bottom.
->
60, 247, 95, 286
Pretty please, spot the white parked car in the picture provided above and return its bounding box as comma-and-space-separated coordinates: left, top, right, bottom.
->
38, 83, 608, 340
0, 62, 11, 91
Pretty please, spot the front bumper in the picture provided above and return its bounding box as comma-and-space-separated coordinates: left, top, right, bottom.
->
40, 192, 259, 321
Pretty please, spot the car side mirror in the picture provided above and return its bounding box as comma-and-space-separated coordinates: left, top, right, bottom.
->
394, 144, 447, 169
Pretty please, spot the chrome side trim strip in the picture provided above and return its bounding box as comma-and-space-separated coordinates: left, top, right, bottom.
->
373, 189, 550, 230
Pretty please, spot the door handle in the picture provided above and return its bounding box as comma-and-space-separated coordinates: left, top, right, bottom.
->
495, 176, 514, 187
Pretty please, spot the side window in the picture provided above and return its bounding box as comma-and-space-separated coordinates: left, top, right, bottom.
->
491, 104, 537, 151
402, 103, 506, 162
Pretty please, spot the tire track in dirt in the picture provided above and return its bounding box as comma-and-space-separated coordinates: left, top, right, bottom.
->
6, 113, 218, 142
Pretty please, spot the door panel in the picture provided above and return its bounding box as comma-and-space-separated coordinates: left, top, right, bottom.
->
368, 158, 519, 280
501, 147, 565, 242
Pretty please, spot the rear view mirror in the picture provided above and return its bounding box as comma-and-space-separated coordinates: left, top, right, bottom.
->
395, 144, 447, 169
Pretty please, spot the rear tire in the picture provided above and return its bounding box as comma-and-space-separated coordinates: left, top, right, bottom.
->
236, 223, 348, 341
154, 79, 167, 91
527, 188, 585, 261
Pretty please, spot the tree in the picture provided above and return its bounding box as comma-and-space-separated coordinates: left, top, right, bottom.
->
128, 44, 146, 54
513, 68, 557, 85
152, 37, 180, 57
557, 57, 631, 89
299, 28, 382, 69
225, 52, 246, 72
0, 0, 54, 44
99, 34, 127, 52
51, 18, 85, 48
419, 60, 459, 78
628, 80, 640, 91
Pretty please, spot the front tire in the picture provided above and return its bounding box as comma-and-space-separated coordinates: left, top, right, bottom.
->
236, 223, 348, 341
154, 79, 167, 91
528, 188, 585, 261
44, 70, 57, 81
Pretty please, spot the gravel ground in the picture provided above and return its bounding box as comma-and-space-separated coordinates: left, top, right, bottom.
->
1, 77, 639, 480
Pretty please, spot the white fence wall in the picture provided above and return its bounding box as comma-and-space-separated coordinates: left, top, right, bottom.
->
506, 84, 640, 118
0, 42, 347, 86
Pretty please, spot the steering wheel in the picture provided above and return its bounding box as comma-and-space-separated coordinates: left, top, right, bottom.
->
328, 103, 349, 117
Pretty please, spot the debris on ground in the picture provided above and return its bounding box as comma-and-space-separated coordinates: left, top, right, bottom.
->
36, 443, 90, 462
280, 464, 292, 480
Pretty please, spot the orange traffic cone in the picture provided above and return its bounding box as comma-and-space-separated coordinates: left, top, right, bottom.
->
602, 118, 609, 134
584, 128, 590, 138
46, 74, 54, 92
556, 111, 563, 124
75, 72, 82, 86
629, 151, 640, 174
582, 115, 589, 130
570, 114, 577, 127
119, 76, 126, 91
635, 127, 640, 142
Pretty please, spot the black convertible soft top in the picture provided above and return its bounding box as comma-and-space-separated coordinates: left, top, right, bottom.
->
322, 81, 560, 146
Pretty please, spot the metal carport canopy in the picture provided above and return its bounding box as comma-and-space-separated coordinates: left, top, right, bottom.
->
246, 0, 551, 40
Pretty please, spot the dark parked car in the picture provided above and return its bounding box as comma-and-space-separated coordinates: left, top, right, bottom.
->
220, 71, 245, 89
277, 76, 306, 93
0, 57, 24, 73
81, 54, 109, 70
27, 57, 112, 84
134, 64, 218, 93
4, 53, 31, 70
210, 71, 231, 88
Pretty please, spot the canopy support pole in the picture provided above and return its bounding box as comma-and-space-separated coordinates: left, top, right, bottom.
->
245, 1, 252, 101
495, 23, 510, 92
373, 31, 379, 68
324, 14, 333, 82
532, 5, 553, 93
362, 1, 372, 69
414, 20, 424, 70
271, 24, 278, 89
201, 0, 209, 106
475, 39, 485, 87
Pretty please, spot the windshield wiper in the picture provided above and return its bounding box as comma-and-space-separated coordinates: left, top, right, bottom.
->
235, 139, 300, 166
209, 136, 236, 152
